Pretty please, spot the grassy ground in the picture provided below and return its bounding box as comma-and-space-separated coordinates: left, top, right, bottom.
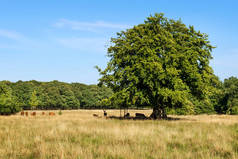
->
0, 110, 238, 159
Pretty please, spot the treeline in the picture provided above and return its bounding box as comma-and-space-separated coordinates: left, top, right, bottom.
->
171, 76, 238, 115
215, 77, 238, 114
0, 80, 112, 115
164, 76, 238, 115
1, 77, 238, 115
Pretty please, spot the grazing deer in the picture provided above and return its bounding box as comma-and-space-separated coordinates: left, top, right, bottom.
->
135, 113, 147, 119
49, 112, 55, 116
31, 112, 36, 116
93, 114, 99, 117
124, 113, 130, 118
25, 112, 28, 116
103, 110, 107, 117
42, 112, 45, 115
20, 111, 24, 116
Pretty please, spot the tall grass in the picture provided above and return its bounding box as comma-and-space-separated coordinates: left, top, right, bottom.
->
0, 110, 237, 159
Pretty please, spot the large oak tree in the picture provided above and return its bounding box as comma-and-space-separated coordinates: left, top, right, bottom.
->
97, 13, 218, 119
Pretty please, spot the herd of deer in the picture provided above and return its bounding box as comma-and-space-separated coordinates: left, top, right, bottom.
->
93, 111, 148, 120
20, 111, 55, 116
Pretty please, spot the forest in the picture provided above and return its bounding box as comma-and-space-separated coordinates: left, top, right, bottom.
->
0, 76, 238, 115
0, 80, 112, 115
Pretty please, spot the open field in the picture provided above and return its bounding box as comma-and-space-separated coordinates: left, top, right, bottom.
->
0, 110, 238, 159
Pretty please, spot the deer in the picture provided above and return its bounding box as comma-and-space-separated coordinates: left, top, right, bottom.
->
93, 114, 99, 117
135, 113, 147, 119
20, 111, 24, 116
49, 112, 55, 116
103, 110, 107, 117
124, 112, 130, 118
31, 112, 36, 116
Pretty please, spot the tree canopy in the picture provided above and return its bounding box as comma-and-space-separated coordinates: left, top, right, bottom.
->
0, 81, 20, 115
0, 80, 113, 115
217, 77, 238, 114
97, 13, 220, 119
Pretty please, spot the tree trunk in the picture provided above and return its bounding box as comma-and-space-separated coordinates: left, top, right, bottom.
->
162, 107, 167, 119
150, 106, 167, 119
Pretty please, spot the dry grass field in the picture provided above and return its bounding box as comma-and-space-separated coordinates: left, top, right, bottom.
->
0, 110, 238, 159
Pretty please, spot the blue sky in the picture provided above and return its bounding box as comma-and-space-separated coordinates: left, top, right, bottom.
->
0, 0, 237, 84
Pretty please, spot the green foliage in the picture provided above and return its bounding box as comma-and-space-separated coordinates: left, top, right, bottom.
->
0, 80, 112, 113
0, 81, 20, 115
29, 90, 39, 110
218, 77, 238, 115
97, 13, 218, 118
71, 83, 113, 109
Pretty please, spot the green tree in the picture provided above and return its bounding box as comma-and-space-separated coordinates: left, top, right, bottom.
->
10, 80, 31, 108
97, 13, 217, 119
58, 84, 80, 109
29, 90, 39, 110
0, 81, 20, 115
218, 77, 238, 114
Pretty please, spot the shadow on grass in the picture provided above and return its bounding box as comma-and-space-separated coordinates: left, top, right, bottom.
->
103, 115, 187, 121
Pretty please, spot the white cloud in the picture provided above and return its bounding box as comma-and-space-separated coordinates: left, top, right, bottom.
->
52, 19, 131, 53
0, 29, 30, 49
0, 29, 48, 51
53, 19, 131, 32
0, 29, 25, 41
56, 37, 109, 52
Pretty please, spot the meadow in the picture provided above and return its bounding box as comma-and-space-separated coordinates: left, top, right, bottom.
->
0, 110, 238, 159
